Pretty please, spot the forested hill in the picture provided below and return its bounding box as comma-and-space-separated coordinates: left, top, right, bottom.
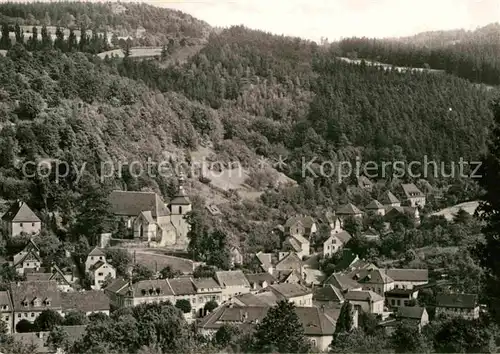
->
0, 2, 495, 252
336, 23, 500, 86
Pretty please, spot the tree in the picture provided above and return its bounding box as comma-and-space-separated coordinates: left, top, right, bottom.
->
34, 309, 64, 332
161, 45, 167, 61
40, 26, 52, 49
159, 265, 181, 279
27, 26, 38, 51
14, 23, 23, 45
54, 26, 65, 52
330, 329, 390, 353
0, 24, 11, 50
105, 248, 132, 276
68, 28, 77, 52
204, 300, 218, 313
16, 319, 35, 333
334, 301, 354, 335
175, 299, 192, 314
392, 320, 430, 353
433, 317, 496, 353
193, 265, 216, 278
214, 324, 242, 349
63, 310, 88, 326
47, 326, 70, 352
17, 90, 44, 119
253, 300, 311, 353
132, 264, 154, 283
478, 100, 500, 323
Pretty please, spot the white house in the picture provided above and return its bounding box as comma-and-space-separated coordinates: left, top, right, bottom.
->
85, 247, 116, 290
323, 231, 352, 257
2, 201, 41, 238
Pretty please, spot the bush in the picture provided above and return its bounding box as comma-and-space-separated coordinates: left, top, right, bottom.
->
204, 300, 218, 312
16, 319, 35, 333
175, 299, 192, 314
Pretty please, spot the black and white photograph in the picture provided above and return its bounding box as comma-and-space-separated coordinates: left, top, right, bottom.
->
0, 0, 498, 352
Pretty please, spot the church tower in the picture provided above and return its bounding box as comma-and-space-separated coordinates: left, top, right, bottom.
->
169, 174, 192, 248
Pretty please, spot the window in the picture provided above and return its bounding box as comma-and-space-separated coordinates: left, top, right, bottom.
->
98, 272, 103, 276
2, 306, 7, 310
397, 300, 401, 306
17, 314, 20, 318
20, 223, 23, 227
5, 316, 8, 321
26, 263, 30, 267
90, 257, 94, 260
32, 223, 34, 227
30, 313, 34, 317
99, 257, 103, 260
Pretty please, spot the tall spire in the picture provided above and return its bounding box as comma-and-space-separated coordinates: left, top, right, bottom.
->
177, 172, 186, 196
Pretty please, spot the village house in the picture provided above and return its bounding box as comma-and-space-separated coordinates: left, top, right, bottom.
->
254, 251, 275, 274
105, 279, 174, 308
26, 264, 76, 292
365, 199, 386, 216
108, 175, 191, 248
385, 269, 428, 290
61, 290, 110, 316
357, 176, 373, 191
435, 293, 479, 320
323, 273, 363, 293
385, 288, 419, 308
198, 304, 336, 351
349, 268, 394, 296
313, 285, 346, 308
384, 205, 420, 223
168, 277, 199, 316
380, 191, 401, 208
401, 183, 426, 208
10, 280, 62, 332
275, 252, 304, 279
380, 306, 429, 334
344, 290, 385, 315
192, 277, 223, 317
12, 239, 42, 275
336, 203, 363, 221
0, 291, 13, 334
230, 247, 243, 267
284, 215, 317, 238
230, 292, 275, 307
361, 227, 380, 242
2, 201, 41, 238
85, 247, 116, 290
323, 231, 352, 257
215, 270, 251, 302
283, 233, 310, 258
322, 211, 344, 234
265, 283, 312, 307
245, 273, 277, 293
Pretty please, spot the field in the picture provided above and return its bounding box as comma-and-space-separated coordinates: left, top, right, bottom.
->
337, 57, 445, 74
126, 249, 194, 274
431, 201, 480, 221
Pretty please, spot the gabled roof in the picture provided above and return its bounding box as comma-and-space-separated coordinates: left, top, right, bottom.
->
295, 307, 336, 335
61, 290, 110, 313
275, 252, 302, 271
345, 290, 384, 302
365, 199, 385, 210
169, 184, 191, 205
401, 183, 424, 199
10, 280, 61, 311
215, 270, 250, 288
122, 279, 174, 297
26, 273, 52, 282
104, 278, 129, 294
89, 261, 106, 272
109, 190, 170, 217
284, 237, 302, 253
290, 233, 309, 246
0, 291, 13, 311
396, 306, 426, 320
1, 201, 40, 223
435, 293, 478, 309
314, 285, 344, 302
380, 191, 400, 205
193, 277, 221, 290
255, 252, 273, 270
268, 283, 311, 299
350, 268, 393, 284
334, 231, 352, 244
233, 293, 270, 307
245, 273, 277, 288
284, 215, 316, 229
324, 273, 361, 292
88, 247, 106, 257
167, 278, 196, 295
13, 247, 42, 267
385, 269, 428, 282
336, 203, 362, 215
139, 211, 155, 224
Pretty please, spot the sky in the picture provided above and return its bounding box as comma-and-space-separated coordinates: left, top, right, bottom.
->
140, 0, 500, 41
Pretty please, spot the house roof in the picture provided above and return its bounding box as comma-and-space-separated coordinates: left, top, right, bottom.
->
345, 290, 384, 302
365, 199, 385, 210
26, 273, 52, 282
358, 176, 373, 187
105, 278, 129, 294
313, 285, 344, 302
88, 247, 106, 257
109, 190, 170, 217
435, 293, 478, 309
199, 304, 335, 336
167, 278, 196, 295
324, 273, 361, 292
122, 279, 175, 297
140, 211, 155, 224
333, 249, 359, 272
322, 211, 339, 225
284, 215, 316, 229
401, 183, 424, 199
0, 291, 12, 311
385, 206, 418, 217
336, 203, 362, 215
193, 277, 221, 290
285, 237, 302, 253
215, 270, 250, 288
13, 247, 42, 267
10, 280, 61, 311
385, 269, 428, 282
255, 252, 273, 270
290, 233, 309, 246
334, 231, 352, 244
89, 261, 106, 272
233, 293, 270, 307
61, 290, 110, 313
255, 291, 279, 306
268, 283, 311, 299
169, 185, 191, 205
396, 306, 426, 320
351, 268, 393, 284
1, 201, 40, 223
245, 273, 277, 288
380, 191, 400, 205
275, 252, 302, 271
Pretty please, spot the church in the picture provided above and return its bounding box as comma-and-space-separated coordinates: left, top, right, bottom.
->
108, 176, 191, 248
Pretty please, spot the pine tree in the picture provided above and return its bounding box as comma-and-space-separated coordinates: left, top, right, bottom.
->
334, 301, 354, 334
67, 28, 77, 52
79, 26, 88, 51
478, 100, 500, 323
54, 26, 65, 52
27, 26, 38, 51
161, 44, 167, 61
0, 23, 12, 50
253, 301, 311, 353
14, 23, 23, 45
41, 25, 52, 49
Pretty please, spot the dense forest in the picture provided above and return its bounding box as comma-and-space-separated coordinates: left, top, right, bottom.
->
336, 23, 500, 86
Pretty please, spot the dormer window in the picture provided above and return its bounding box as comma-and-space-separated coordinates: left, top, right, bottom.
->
148, 289, 154, 296
22, 300, 29, 308
44, 298, 51, 306
33, 298, 41, 307
141, 289, 146, 296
